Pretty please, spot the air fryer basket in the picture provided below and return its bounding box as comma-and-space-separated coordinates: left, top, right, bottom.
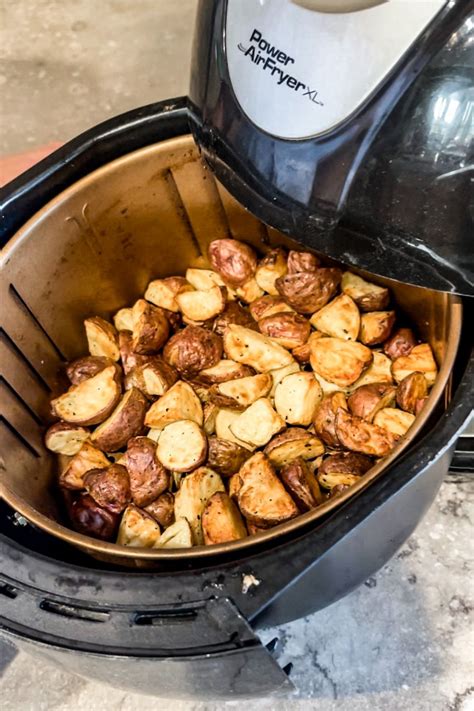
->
0, 133, 462, 565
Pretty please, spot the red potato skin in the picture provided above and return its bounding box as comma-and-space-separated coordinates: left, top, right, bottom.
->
208, 239, 257, 287
84, 464, 131, 514
213, 302, 257, 336
122, 436, 170, 507
144, 492, 175, 528
66, 356, 121, 385
287, 250, 320, 274
118, 331, 152, 375
275, 268, 342, 314
318, 451, 373, 478
258, 312, 310, 347
68, 493, 120, 540
383, 328, 417, 360
163, 326, 223, 377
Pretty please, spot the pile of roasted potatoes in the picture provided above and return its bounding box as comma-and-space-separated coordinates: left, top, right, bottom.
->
45, 239, 439, 548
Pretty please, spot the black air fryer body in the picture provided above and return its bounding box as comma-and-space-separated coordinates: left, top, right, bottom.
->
1, 0, 473, 699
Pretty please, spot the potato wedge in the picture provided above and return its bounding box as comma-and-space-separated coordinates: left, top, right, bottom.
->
310, 337, 373, 387
341, 272, 390, 312
91, 388, 148, 452
310, 294, 360, 341
347, 383, 397, 422
144, 380, 203, 429
163, 325, 223, 377
230, 398, 285, 448
359, 311, 396, 346
69, 493, 120, 540
45, 422, 89, 456
84, 464, 131, 514
210, 373, 272, 410
234, 278, 264, 304
231, 452, 298, 527
174, 467, 225, 544
144, 492, 175, 528
176, 284, 226, 322
223, 324, 294, 372
280, 458, 323, 511
391, 343, 438, 386
383, 327, 417, 360
125, 357, 177, 398
287, 250, 320, 273
118, 330, 151, 375
373, 408, 415, 437
207, 436, 252, 477
157, 420, 208, 472
66, 355, 121, 385
313, 392, 349, 448
396, 372, 429, 414
84, 316, 120, 361
255, 248, 288, 295
349, 351, 393, 390
195, 359, 254, 385
113, 307, 134, 332
274, 372, 323, 426
270, 362, 301, 397
203, 402, 218, 435
214, 408, 256, 451
264, 428, 325, 467
249, 295, 295, 321
202, 492, 248, 545
275, 268, 342, 314
117, 505, 161, 547
51, 365, 121, 426
208, 238, 257, 287
335, 408, 397, 457
122, 436, 169, 507
131, 299, 169, 354
154, 517, 193, 548
258, 312, 311, 349
318, 451, 373, 484
185, 268, 225, 291
144, 276, 192, 313
60, 441, 110, 490
213, 301, 257, 336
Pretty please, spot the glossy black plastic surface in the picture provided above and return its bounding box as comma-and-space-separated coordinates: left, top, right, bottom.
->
189, 0, 474, 294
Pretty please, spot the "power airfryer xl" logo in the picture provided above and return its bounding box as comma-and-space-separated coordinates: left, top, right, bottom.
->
238, 28, 324, 107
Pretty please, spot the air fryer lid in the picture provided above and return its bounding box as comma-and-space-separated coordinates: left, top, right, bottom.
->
189, 0, 473, 295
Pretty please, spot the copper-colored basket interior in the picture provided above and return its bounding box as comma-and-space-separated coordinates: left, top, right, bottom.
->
0, 135, 462, 565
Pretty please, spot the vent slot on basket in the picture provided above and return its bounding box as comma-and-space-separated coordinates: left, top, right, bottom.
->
134, 609, 198, 626
0, 583, 18, 599
8, 284, 66, 361
0, 415, 40, 458
39, 599, 110, 623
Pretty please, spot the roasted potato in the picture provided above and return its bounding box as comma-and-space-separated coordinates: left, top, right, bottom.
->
230, 452, 298, 528
230, 398, 285, 448
258, 312, 310, 349
279, 457, 323, 511
318, 451, 372, 483
383, 327, 417, 360
274, 372, 323, 426
269, 361, 301, 397
174, 467, 225, 544
203, 401, 218, 435
287, 250, 319, 273
144, 492, 175, 528
113, 307, 134, 332
51, 365, 121, 426
224, 324, 294, 372
310, 294, 360, 341
131, 299, 169, 354
122, 436, 169, 507
157, 420, 208, 472
69, 493, 120, 540
91, 388, 148, 452
391, 343, 438, 386
215, 408, 256, 451
347, 383, 397, 422
60, 441, 110, 490
249, 294, 295, 321
341, 272, 390, 312
396, 372, 429, 414
176, 284, 226, 322
194, 359, 254, 386
45, 421, 89, 456
144, 380, 203, 429
313, 392, 349, 448
84, 316, 120, 361
163, 325, 223, 377
373, 408, 415, 437
335, 408, 397, 457
154, 517, 193, 548
117, 504, 161, 547
264, 427, 325, 467
255, 248, 288, 295
349, 351, 393, 390
213, 301, 257, 336
118, 330, 151, 375
292, 342, 311, 364
310, 336, 373, 387
202, 492, 248, 545
275, 268, 342, 314
144, 276, 192, 312
84, 464, 131, 514
208, 238, 257, 287
210, 373, 272, 410
234, 278, 264, 304
313, 372, 347, 396
66, 356, 122, 385
207, 436, 252, 477
125, 357, 177, 398
359, 311, 396, 346
185, 268, 225, 291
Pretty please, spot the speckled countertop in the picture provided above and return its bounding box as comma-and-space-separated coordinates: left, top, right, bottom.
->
0, 2, 473, 709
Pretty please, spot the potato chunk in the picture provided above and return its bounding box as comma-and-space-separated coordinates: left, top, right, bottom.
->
274, 372, 323, 426
122, 436, 169, 507
84, 464, 131, 514
195, 359, 254, 385
373, 408, 415, 437
144, 381, 203, 429
203, 402, 218, 435
154, 518, 193, 548
269, 362, 301, 397
359, 311, 396, 346
310, 337, 373, 387
117, 505, 161, 547
207, 436, 252, 477
176, 284, 226, 322
84, 316, 120, 361
275, 268, 342, 314
131, 299, 169, 354
396, 372, 429, 414
60, 441, 110, 490
45, 422, 89, 456
347, 383, 397, 422
280, 458, 323, 511
51, 365, 121, 426
264, 428, 325, 467
287, 250, 319, 273
255, 248, 288, 295
174, 467, 225, 544
91, 388, 148, 452
144, 276, 192, 313
118, 331, 151, 375
230, 398, 285, 448
210, 373, 272, 410
185, 268, 225, 291
391, 343, 438, 386
69, 493, 120, 540
234, 278, 264, 303
113, 307, 134, 332
125, 357, 178, 398
349, 351, 393, 390
383, 327, 417, 360
213, 301, 257, 335
202, 492, 248, 545
163, 326, 223, 377
258, 312, 310, 349
335, 408, 397, 457
224, 324, 294, 372
310, 294, 360, 341
249, 295, 295, 321
215, 409, 256, 451
144, 492, 175, 528
231, 452, 298, 527
313, 392, 349, 448
66, 355, 121, 385
208, 238, 257, 287
157, 420, 208, 472
341, 272, 389, 312
318, 452, 372, 491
